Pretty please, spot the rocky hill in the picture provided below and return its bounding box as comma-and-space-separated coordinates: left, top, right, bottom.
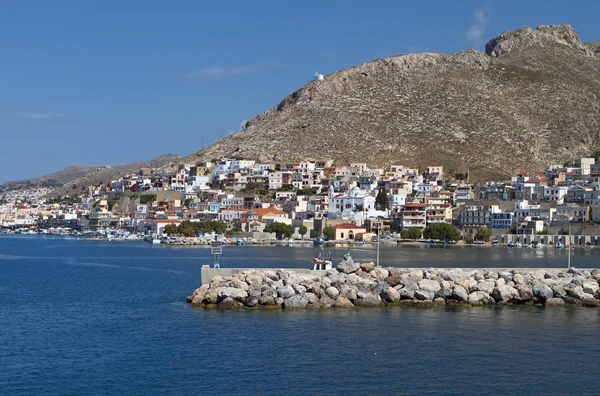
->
0, 154, 180, 195
185, 24, 600, 180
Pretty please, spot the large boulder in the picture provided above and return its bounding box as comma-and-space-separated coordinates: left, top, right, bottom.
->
217, 287, 248, 302
438, 269, 466, 283
339, 285, 358, 300
328, 272, 346, 287
492, 285, 519, 302
451, 285, 469, 302
532, 284, 554, 302
305, 292, 320, 308
334, 296, 355, 308
231, 277, 249, 291
414, 289, 435, 301
319, 295, 335, 308
354, 293, 382, 307
283, 294, 308, 309
188, 285, 209, 306
474, 281, 495, 294
397, 287, 415, 300
582, 280, 599, 295
418, 279, 441, 294
385, 268, 404, 286
217, 297, 244, 309
435, 287, 453, 300
545, 297, 565, 307
360, 262, 376, 272
325, 286, 340, 299
381, 287, 401, 303
371, 267, 389, 281
337, 257, 360, 274
564, 284, 587, 300
278, 284, 296, 299
514, 284, 533, 301
468, 291, 496, 306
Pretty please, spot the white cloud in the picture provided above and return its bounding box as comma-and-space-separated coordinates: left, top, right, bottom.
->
184, 65, 260, 81
16, 111, 67, 120
465, 7, 491, 47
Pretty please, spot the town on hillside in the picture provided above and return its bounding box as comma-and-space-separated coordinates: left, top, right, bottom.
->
1, 157, 599, 246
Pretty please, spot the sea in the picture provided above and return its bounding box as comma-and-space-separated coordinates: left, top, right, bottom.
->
2, 235, 600, 395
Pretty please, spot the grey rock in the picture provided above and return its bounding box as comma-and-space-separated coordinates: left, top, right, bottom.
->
248, 284, 262, 299
325, 286, 340, 299
293, 284, 307, 295
532, 284, 554, 301
418, 279, 441, 294
244, 297, 259, 307
438, 269, 466, 283
551, 285, 567, 298
328, 272, 346, 286
591, 269, 600, 281
339, 285, 358, 301
474, 281, 495, 294
381, 287, 401, 303
498, 271, 514, 282
370, 267, 389, 281
414, 289, 435, 301
545, 297, 565, 306
375, 281, 390, 295
433, 297, 446, 306
334, 296, 355, 308
468, 291, 496, 306
278, 284, 296, 299
231, 277, 249, 291
217, 297, 244, 309
451, 285, 469, 302
581, 296, 599, 307
492, 285, 519, 302
571, 276, 585, 286
565, 284, 586, 300
337, 257, 360, 274
436, 287, 453, 300
319, 295, 335, 308
305, 292, 320, 308
259, 294, 276, 306
354, 293, 382, 307
514, 284, 533, 301
583, 280, 599, 295
283, 294, 308, 310
398, 287, 415, 300
217, 287, 248, 302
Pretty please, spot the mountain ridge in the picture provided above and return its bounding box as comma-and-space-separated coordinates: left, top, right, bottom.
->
184, 24, 600, 180
0, 154, 180, 194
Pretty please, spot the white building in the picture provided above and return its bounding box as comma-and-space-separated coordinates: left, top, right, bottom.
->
327, 186, 376, 219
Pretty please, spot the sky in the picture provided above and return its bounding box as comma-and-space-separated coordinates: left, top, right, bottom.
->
1, 0, 599, 183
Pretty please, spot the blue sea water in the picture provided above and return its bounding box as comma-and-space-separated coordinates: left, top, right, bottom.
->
2, 236, 600, 395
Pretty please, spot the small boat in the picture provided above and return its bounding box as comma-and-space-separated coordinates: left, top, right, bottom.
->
312, 247, 332, 270
236, 239, 246, 246
555, 241, 565, 249
313, 236, 325, 246
288, 239, 294, 246
533, 242, 544, 249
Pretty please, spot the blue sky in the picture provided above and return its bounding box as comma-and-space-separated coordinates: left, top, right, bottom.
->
1, 1, 599, 183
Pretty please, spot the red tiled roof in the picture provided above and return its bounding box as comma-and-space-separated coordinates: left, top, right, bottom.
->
254, 208, 287, 216
333, 223, 365, 230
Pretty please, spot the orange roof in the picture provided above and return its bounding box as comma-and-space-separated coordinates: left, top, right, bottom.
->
253, 208, 287, 216
333, 223, 365, 230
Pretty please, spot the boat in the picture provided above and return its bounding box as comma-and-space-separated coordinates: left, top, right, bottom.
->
288, 239, 294, 246
236, 239, 246, 246
533, 242, 544, 249
555, 241, 565, 249
312, 247, 332, 270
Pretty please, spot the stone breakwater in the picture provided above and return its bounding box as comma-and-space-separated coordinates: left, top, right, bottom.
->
186, 258, 600, 310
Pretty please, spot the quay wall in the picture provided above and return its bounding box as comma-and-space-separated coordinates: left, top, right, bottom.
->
188, 259, 600, 310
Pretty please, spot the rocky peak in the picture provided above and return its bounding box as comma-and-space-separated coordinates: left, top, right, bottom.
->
485, 24, 594, 57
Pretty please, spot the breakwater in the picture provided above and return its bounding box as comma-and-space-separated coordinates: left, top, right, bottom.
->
187, 258, 600, 309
